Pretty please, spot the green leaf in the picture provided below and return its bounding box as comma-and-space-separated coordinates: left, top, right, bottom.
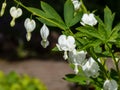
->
98, 23, 107, 41
69, 11, 83, 27
95, 16, 107, 41
94, 45, 102, 53
41, 1, 64, 24
104, 6, 115, 35
64, 74, 87, 85
64, 0, 74, 27
76, 26, 103, 40
52, 46, 59, 51
27, 7, 67, 30
83, 39, 102, 50
108, 22, 120, 42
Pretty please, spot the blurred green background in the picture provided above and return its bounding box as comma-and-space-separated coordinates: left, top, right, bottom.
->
0, 0, 120, 59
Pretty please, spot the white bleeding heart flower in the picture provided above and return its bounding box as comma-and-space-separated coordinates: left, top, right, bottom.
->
24, 18, 36, 41
10, 6, 22, 27
68, 49, 87, 74
71, 0, 81, 10
80, 13, 97, 26
0, 1, 7, 17
40, 24, 50, 48
82, 57, 99, 77
103, 79, 118, 90
56, 35, 76, 60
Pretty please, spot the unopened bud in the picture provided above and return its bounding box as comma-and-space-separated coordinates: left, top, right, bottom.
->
0, 2, 7, 16
10, 18, 15, 27
26, 32, 31, 41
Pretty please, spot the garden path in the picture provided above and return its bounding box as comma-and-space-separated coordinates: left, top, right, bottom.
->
0, 59, 74, 90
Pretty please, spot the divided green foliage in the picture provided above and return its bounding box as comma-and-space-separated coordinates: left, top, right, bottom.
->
76, 26, 103, 40
26, 3, 67, 30
75, 7, 120, 56
64, 0, 83, 27
41, 1, 65, 25
108, 23, 120, 43
104, 6, 115, 36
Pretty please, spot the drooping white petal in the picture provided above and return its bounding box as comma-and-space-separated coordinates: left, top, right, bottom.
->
80, 13, 97, 26
67, 36, 76, 51
40, 24, 49, 40
57, 35, 69, 51
74, 64, 79, 74
82, 57, 99, 77
26, 32, 31, 41
63, 51, 68, 60
58, 35, 67, 46
103, 79, 118, 90
10, 18, 15, 27
56, 35, 76, 60
10, 7, 22, 18
40, 24, 50, 48
41, 40, 49, 48
72, 0, 81, 10
57, 35, 76, 51
68, 49, 87, 74
24, 18, 36, 41
68, 49, 87, 66
24, 18, 36, 32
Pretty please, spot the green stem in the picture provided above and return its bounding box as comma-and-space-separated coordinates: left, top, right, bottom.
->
13, 0, 66, 31
88, 47, 109, 79
80, 0, 87, 13
106, 44, 120, 84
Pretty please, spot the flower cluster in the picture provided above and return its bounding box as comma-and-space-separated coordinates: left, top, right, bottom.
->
1, 0, 120, 90
24, 18, 50, 48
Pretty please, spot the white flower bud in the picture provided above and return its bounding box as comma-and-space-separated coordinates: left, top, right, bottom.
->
41, 40, 49, 48
24, 18, 36, 41
0, 2, 7, 16
26, 32, 31, 42
103, 79, 118, 90
40, 24, 50, 48
10, 18, 15, 27
71, 0, 81, 10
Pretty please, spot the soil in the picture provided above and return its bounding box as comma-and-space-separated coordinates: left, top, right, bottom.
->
0, 58, 74, 90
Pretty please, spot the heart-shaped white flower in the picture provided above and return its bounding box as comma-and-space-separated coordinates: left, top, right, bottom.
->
82, 57, 99, 77
80, 13, 97, 26
10, 7, 22, 18
68, 49, 87, 74
24, 18, 36, 32
56, 35, 76, 60
24, 18, 36, 41
10, 6, 22, 27
103, 79, 118, 90
40, 24, 50, 48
